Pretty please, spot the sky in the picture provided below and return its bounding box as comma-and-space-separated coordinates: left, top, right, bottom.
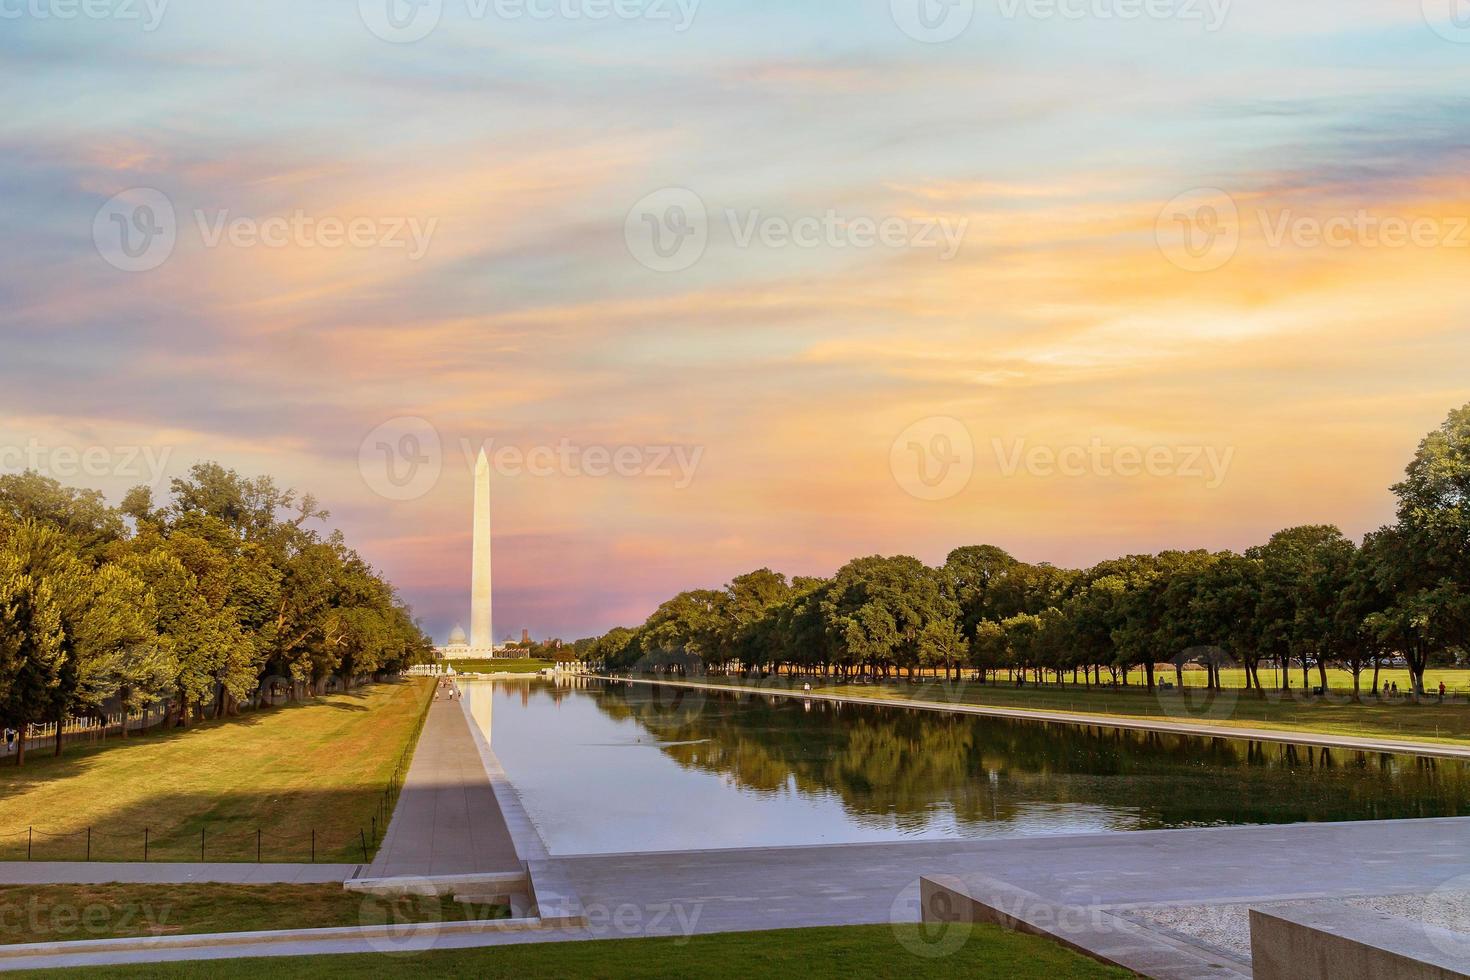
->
2, 0, 1469, 643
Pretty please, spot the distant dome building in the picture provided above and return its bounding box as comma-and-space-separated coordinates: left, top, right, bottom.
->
444, 624, 469, 653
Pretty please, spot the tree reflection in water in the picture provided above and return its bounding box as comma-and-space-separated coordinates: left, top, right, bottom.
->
591, 681, 1470, 832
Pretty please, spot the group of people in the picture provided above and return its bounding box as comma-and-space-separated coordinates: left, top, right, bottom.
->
1377, 680, 1449, 700
435, 679, 461, 701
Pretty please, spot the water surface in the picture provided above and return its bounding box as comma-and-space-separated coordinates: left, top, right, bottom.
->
467, 678, 1470, 855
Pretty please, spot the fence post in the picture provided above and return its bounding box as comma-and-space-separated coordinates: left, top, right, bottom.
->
360, 829, 369, 863
87, 827, 91, 862
27, 827, 32, 861
144, 826, 149, 862
371, 814, 376, 844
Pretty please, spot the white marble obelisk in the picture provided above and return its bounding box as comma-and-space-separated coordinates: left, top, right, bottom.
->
469, 448, 493, 652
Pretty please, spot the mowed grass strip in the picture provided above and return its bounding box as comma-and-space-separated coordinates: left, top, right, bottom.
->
0, 884, 497, 946
442, 659, 555, 674
1147, 666, 1469, 695
4, 923, 1133, 979
0, 679, 432, 863
684, 669, 1470, 747
790, 674, 1470, 746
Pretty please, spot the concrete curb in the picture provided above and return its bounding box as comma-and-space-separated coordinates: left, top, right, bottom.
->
0, 862, 360, 886
0, 916, 546, 964
344, 871, 528, 896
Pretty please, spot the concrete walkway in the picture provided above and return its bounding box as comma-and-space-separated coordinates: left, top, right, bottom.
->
606, 675, 1470, 760
6, 816, 1467, 972
0, 863, 356, 885
361, 682, 521, 879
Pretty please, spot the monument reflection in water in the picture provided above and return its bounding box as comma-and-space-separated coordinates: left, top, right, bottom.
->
467, 678, 1470, 856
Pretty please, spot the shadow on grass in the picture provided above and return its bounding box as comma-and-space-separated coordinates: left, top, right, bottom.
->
0, 683, 410, 782
0, 788, 395, 864
0, 680, 430, 864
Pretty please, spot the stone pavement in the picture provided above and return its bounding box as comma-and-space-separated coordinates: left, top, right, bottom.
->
5, 816, 1467, 972
361, 681, 522, 879
0, 863, 357, 885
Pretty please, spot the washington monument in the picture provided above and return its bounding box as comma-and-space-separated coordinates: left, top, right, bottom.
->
470, 447, 493, 650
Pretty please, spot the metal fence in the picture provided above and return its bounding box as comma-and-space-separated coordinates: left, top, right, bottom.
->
0, 723, 419, 865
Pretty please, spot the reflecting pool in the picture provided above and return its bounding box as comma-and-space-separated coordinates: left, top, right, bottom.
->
465, 678, 1470, 856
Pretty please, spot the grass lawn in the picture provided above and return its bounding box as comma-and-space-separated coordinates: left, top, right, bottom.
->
679, 672, 1470, 747
444, 658, 555, 674
1168, 666, 1469, 695
0, 679, 432, 863
6, 923, 1132, 979
0, 884, 496, 946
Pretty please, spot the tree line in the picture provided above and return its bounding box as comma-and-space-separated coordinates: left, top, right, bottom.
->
0, 463, 434, 764
578, 403, 1470, 701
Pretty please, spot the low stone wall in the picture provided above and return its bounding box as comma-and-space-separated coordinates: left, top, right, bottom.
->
1250, 904, 1470, 980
